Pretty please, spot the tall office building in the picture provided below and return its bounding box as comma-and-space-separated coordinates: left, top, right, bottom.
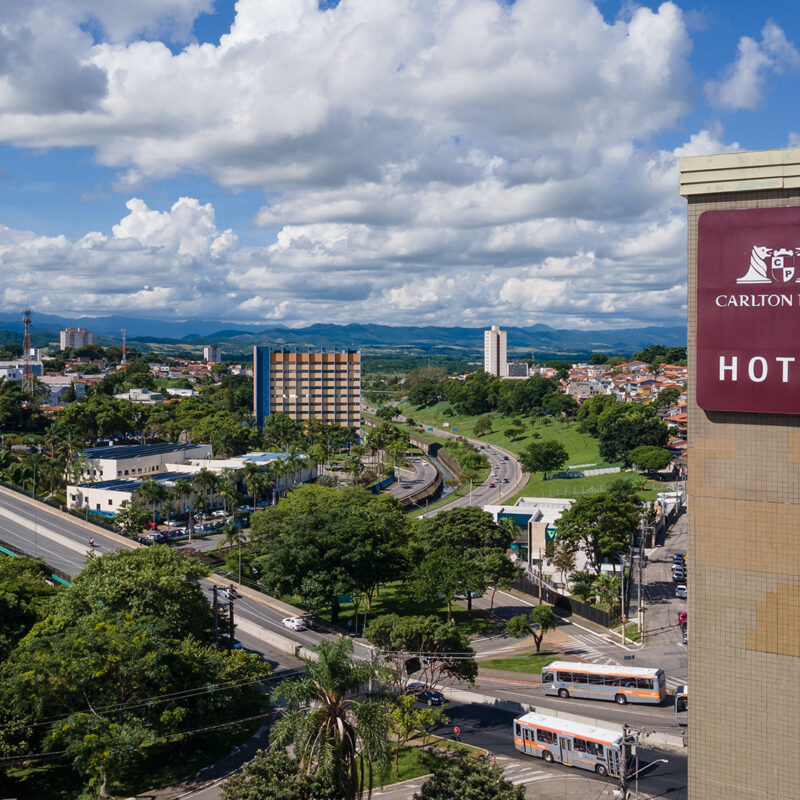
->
680, 147, 800, 799
484, 325, 508, 377
59, 327, 93, 349
203, 345, 222, 363
253, 347, 361, 431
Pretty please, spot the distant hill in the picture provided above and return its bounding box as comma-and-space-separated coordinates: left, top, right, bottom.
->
0, 311, 686, 355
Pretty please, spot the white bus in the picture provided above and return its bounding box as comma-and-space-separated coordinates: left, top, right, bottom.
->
541, 661, 666, 705
674, 684, 688, 725
514, 712, 634, 779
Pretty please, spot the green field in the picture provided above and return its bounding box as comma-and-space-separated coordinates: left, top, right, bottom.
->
398, 402, 609, 465
477, 651, 560, 674
395, 403, 662, 501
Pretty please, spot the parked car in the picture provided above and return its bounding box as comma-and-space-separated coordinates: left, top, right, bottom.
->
673, 553, 686, 564
677, 611, 687, 625
212, 510, 228, 518
672, 567, 685, 581
675, 584, 687, 599
165, 519, 183, 527
683, 630, 688, 645
282, 616, 308, 631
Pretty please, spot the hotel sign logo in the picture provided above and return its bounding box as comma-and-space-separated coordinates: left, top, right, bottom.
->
698, 207, 800, 414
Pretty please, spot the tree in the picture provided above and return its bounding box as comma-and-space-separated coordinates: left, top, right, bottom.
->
504, 604, 557, 652
375, 405, 396, 421
481, 551, 524, 611
519, 439, 568, 478
555, 493, 640, 574
569, 570, 597, 603
364, 614, 478, 687
414, 754, 525, 800
473, 415, 493, 436
136, 478, 169, 526
596, 405, 668, 463
0, 554, 57, 661
250, 485, 408, 624
271, 638, 392, 800
222, 751, 341, 800
542, 393, 579, 419
114, 497, 152, 534
593, 572, 622, 612
551, 541, 577, 588
588, 352, 608, 365
407, 377, 441, 408
386, 694, 448, 775
653, 386, 681, 410
627, 445, 672, 473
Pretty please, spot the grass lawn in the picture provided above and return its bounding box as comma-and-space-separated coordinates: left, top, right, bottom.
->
509, 470, 662, 502
311, 580, 487, 637
397, 403, 663, 501
477, 650, 561, 674
377, 738, 482, 787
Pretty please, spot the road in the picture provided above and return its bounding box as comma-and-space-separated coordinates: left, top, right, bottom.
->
387, 453, 438, 501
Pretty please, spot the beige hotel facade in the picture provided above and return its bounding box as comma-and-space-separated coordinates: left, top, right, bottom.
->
681, 148, 800, 800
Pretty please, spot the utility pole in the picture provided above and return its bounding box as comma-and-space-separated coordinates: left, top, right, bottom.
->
538, 546, 543, 603
620, 723, 631, 799
32, 461, 37, 558
228, 596, 235, 649
212, 585, 218, 645
238, 537, 242, 584
638, 547, 645, 643
620, 560, 626, 646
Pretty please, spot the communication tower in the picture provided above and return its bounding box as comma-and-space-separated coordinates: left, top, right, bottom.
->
121, 328, 127, 372
21, 306, 34, 396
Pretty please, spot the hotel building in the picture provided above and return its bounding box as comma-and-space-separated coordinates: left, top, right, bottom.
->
253, 346, 361, 432
680, 147, 800, 800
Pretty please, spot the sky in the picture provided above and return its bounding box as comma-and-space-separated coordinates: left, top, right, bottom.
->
0, 0, 799, 332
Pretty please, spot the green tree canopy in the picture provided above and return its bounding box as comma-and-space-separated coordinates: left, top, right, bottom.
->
250, 485, 409, 623
222, 751, 340, 800
519, 439, 568, 478
414, 755, 525, 800
555, 493, 640, 574
364, 613, 477, 687
627, 445, 673, 472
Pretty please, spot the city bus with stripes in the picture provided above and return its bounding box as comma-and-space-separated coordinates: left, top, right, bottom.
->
674, 684, 688, 725
541, 661, 666, 705
513, 712, 634, 778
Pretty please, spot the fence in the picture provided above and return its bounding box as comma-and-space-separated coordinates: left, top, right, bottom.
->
513, 575, 621, 629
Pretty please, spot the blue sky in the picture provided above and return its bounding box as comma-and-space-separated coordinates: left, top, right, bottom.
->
0, 0, 798, 329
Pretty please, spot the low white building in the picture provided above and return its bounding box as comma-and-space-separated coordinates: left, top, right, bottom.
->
67, 448, 317, 515
79, 442, 213, 482
165, 387, 199, 397
115, 388, 164, 404
484, 496, 574, 569
38, 375, 87, 405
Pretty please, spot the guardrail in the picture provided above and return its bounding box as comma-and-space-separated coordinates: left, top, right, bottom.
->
0, 536, 72, 585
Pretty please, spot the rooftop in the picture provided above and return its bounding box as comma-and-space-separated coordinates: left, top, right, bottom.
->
76, 471, 195, 492
81, 442, 206, 460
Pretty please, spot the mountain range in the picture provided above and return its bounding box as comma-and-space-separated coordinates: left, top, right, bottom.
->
0, 311, 686, 355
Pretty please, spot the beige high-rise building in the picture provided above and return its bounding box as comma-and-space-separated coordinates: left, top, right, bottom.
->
59, 327, 93, 349
203, 345, 222, 363
253, 347, 361, 432
484, 325, 508, 377
680, 148, 800, 800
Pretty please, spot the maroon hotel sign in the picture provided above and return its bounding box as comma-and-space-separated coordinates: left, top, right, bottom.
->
698, 207, 800, 414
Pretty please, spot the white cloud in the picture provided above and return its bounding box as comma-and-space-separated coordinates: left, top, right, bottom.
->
706, 21, 800, 110
0, 0, 735, 329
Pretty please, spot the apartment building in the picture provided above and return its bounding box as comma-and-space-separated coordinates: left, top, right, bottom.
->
484, 325, 508, 377
59, 327, 93, 349
253, 347, 361, 431
203, 345, 222, 363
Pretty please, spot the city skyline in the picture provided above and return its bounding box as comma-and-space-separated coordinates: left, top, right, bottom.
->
0, 0, 799, 329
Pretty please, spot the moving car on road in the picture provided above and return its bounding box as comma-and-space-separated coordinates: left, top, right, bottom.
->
514, 711, 634, 779
403, 682, 446, 706
541, 661, 666, 705
282, 616, 308, 631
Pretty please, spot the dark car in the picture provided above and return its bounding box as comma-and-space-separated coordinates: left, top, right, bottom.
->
404, 683, 446, 706
673, 553, 686, 564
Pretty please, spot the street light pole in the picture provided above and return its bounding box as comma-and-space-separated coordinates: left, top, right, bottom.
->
620, 558, 626, 646
32, 462, 37, 558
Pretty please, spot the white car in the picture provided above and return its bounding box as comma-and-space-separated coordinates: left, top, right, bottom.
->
212, 509, 228, 518
675, 584, 687, 599
282, 616, 308, 631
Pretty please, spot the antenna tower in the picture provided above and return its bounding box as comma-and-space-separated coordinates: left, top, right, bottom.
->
531, 346, 535, 367
121, 329, 127, 372
21, 306, 34, 396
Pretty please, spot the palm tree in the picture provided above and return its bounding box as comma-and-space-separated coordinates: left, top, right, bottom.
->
242, 462, 262, 507
173, 477, 195, 540
136, 479, 169, 527
192, 467, 217, 512
272, 638, 392, 800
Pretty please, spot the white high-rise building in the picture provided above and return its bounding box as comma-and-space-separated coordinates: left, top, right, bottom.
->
484, 325, 508, 377
59, 327, 93, 350
203, 345, 222, 363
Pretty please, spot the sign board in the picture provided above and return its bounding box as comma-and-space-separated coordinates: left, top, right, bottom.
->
338, 594, 353, 604
452, 427, 458, 431
545, 526, 557, 542
698, 207, 800, 414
